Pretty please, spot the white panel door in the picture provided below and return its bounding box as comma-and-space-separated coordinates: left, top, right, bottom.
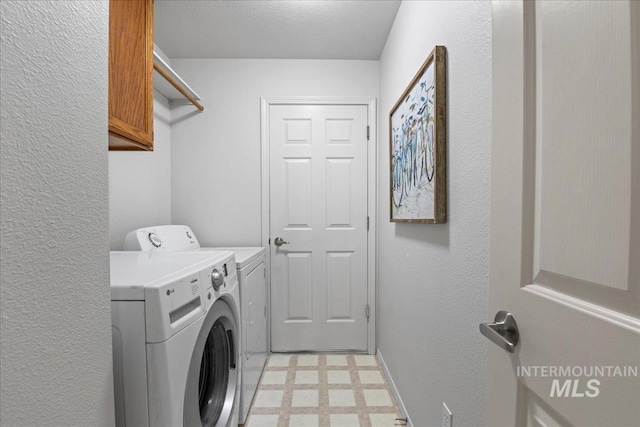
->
486, 1, 640, 426
269, 104, 369, 352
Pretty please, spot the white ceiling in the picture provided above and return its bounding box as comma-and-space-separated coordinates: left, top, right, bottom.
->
154, 0, 402, 60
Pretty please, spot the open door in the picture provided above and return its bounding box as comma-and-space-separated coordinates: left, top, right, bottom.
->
485, 1, 640, 426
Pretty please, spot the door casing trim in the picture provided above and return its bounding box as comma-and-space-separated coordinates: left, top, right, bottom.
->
260, 96, 378, 355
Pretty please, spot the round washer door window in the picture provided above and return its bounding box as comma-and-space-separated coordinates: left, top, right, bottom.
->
184, 299, 238, 427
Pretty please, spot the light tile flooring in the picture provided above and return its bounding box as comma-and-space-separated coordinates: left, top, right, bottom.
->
244, 353, 403, 427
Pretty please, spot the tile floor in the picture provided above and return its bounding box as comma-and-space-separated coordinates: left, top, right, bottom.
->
244, 353, 403, 427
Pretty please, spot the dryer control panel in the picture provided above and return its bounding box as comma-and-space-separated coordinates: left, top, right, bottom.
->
124, 225, 201, 252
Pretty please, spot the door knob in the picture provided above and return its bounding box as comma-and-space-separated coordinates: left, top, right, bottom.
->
273, 237, 289, 247
479, 311, 519, 353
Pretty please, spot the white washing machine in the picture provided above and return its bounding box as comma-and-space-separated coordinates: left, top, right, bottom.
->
110, 250, 240, 427
124, 226, 268, 424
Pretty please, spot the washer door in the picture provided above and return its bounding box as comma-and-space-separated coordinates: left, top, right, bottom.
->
184, 299, 238, 427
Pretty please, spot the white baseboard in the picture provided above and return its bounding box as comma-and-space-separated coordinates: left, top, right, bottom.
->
377, 348, 413, 427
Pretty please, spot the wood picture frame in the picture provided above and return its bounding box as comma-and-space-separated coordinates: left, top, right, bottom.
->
389, 45, 447, 223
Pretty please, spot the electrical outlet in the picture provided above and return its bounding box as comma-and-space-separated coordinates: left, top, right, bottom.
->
442, 402, 453, 427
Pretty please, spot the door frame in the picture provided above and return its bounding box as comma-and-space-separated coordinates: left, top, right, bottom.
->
260, 96, 377, 355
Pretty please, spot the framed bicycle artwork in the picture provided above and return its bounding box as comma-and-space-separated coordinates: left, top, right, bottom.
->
389, 45, 447, 223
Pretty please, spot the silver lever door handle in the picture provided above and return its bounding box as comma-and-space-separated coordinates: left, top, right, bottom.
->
479, 311, 519, 353
274, 237, 289, 247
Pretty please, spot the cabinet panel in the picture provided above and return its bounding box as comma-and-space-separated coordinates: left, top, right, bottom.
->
109, 0, 153, 150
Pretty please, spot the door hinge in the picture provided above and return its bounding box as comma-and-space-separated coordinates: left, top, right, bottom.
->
367, 216, 370, 231
366, 125, 370, 141
366, 304, 370, 321
264, 306, 267, 317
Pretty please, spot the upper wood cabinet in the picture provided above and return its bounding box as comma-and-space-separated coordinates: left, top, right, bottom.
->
108, 0, 154, 151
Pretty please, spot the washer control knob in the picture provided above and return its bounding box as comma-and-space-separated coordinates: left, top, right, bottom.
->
148, 232, 162, 248
211, 269, 224, 290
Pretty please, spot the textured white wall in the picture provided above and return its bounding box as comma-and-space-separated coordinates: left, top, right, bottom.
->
0, 1, 115, 426
109, 94, 172, 249
169, 59, 379, 246
378, 2, 492, 426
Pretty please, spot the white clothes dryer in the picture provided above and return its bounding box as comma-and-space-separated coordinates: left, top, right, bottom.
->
124, 226, 268, 424
110, 250, 240, 427
207, 247, 267, 424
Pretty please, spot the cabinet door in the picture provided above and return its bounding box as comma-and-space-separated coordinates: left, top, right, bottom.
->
108, 0, 153, 151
